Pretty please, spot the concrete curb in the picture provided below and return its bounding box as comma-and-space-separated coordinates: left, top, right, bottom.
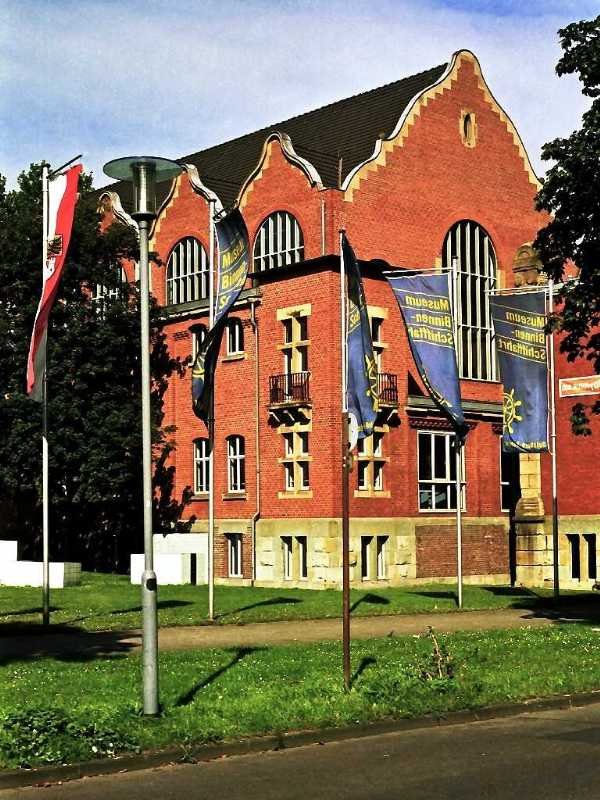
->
2, 689, 600, 791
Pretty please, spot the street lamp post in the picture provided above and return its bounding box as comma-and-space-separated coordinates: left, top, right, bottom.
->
103, 156, 181, 716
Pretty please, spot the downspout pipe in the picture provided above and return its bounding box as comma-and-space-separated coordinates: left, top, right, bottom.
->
249, 299, 260, 583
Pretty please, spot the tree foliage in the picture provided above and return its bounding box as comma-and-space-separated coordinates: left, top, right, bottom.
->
534, 15, 600, 431
0, 164, 191, 570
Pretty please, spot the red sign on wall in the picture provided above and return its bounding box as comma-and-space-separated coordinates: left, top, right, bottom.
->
559, 376, 600, 398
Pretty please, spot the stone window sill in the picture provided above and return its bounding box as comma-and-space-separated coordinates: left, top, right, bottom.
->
222, 491, 247, 501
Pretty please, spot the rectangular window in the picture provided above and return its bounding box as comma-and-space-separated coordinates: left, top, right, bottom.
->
370, 315, 385, 371
418, 431, 465, 511
584, 534, 597, 581
281, 428, 311, 492
500, 450, 521, 512
281, 312, 309, 374
568, 534, 581, 581
227, 436, 246, 493
376, 536, 388, 579
227, 533, 243, 577
361, 536, 373, 580
282, 536, 293, 580
356, 429, 386, 494
227, 319, 244, 355
297, 536, 308, 579
193, 439, 210, 494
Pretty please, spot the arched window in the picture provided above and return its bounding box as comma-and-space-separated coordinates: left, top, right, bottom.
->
91, 264, 127, 305
190, 324, 207, 361
193, 438, 210, 494
253, 211, 304, 272
227, 435, 246, 493
442, 220, 497, 381
227, 318, 244, 356
166, 237, 209, 305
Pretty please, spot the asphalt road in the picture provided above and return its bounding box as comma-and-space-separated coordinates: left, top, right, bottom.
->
4, 702, 600, 800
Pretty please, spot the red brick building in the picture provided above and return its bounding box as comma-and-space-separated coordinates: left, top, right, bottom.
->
100, 49, 600, 590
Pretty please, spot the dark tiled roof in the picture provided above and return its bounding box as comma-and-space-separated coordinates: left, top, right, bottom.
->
102, 62, 447, 211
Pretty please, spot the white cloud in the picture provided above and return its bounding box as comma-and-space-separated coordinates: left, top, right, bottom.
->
0, 0, 592, 189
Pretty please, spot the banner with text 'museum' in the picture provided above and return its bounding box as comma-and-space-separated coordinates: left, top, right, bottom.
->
490, 291, 548, 453
385, 272, 466, 436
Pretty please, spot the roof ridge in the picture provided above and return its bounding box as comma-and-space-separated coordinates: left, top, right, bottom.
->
179, 62, 447, 163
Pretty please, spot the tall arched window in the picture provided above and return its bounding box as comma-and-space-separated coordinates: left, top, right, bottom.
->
253, 211, 304, 272
190, 324, 207, 361
166, 237, 209, 305
442, 221, 497, 381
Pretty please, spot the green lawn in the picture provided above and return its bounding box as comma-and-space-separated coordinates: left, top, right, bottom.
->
0, 572, 560, 631
2, 625, 600, 768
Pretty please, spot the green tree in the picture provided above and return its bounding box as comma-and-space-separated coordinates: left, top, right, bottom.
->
534, 14, 600, 432
0, 164, 191, 570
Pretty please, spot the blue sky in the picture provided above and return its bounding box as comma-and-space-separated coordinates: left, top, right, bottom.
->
1, 0, 596, 190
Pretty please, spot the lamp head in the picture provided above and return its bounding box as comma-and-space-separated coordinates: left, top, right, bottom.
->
103, 156, 182, 221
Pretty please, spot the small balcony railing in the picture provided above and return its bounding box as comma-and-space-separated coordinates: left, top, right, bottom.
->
377, 372, 398, 407
269, 372, 311, 406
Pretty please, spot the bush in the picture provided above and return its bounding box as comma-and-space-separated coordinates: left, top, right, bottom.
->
0, 707, 138, 768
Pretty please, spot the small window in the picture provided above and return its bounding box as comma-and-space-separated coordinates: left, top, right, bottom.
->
461, 111, 477, 148
281, 428, 311, 493
191, 324, 207, 361
227, 318, 244, 356
584, 534, 597, 581
166, 237, 209, 305
193, 438, 210, 494
361, 536, 373, 580
418, 431, 465, 512
91, 265, 127, 312
227, 435, 246, 493
253, 211, 304, 272
356, 429, 386, 494
500, 450, 521, 513
376, 536, 388, 579
282, 536, 293, 580
226, 533, 243, 577
568, 534, 581, 581
297, 536, 308, 579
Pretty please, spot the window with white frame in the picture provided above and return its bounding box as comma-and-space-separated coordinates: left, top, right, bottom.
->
191, 324, 207, 362
282, 429, 310, 492
281, 310, 309, 375
226, 318, 244, 356
166, 237, 209, 305
418, 430, 465, 511
442, 221, 497, 381
500, 449, 521, 513
193, 438, 210, 494
226, 533, 243, 577
253, 211, 304, 272
297, 536, 308, 579
356, 430, 386, 493
361, 535, 388, 580
361, 536, 373, 580
227, 435, 246, 493
280, 535, 309, 580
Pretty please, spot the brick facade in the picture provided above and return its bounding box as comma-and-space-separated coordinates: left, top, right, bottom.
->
101, 50, 600, 589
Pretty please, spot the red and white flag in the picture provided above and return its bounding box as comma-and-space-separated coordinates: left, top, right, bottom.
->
26, 164, 82, 401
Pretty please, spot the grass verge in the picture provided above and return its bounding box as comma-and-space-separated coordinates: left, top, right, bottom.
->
0, 572, 565, 632
2, 624, 600, 768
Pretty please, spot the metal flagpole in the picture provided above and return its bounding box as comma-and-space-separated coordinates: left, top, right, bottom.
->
451, 257, 463, 608
208, 199, 216, 621
339, 230, 351, 691
41, 163, 50, 626
548, 279, 560, 601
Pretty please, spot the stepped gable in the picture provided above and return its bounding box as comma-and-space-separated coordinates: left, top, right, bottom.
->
101, 62, 447, 211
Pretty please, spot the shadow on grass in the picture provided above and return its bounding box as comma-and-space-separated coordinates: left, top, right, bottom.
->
216, 597, 302, 620
349, 656, 377, 690
350, 593, 390, 614
0, 626, 139, 666
0, 606, 60, 617
175, 646, 264, 707
66, 599, 194, 625
522, 594, 600, 626
408, 590, 457, 602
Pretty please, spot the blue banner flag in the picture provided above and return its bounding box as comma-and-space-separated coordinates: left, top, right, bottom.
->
192, 209, 249, 420
385, 272, 466, 436
342, 235, 379, 440
490, 291, 548, 453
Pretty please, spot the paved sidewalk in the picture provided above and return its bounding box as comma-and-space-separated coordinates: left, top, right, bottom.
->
2, 605, 588, 661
